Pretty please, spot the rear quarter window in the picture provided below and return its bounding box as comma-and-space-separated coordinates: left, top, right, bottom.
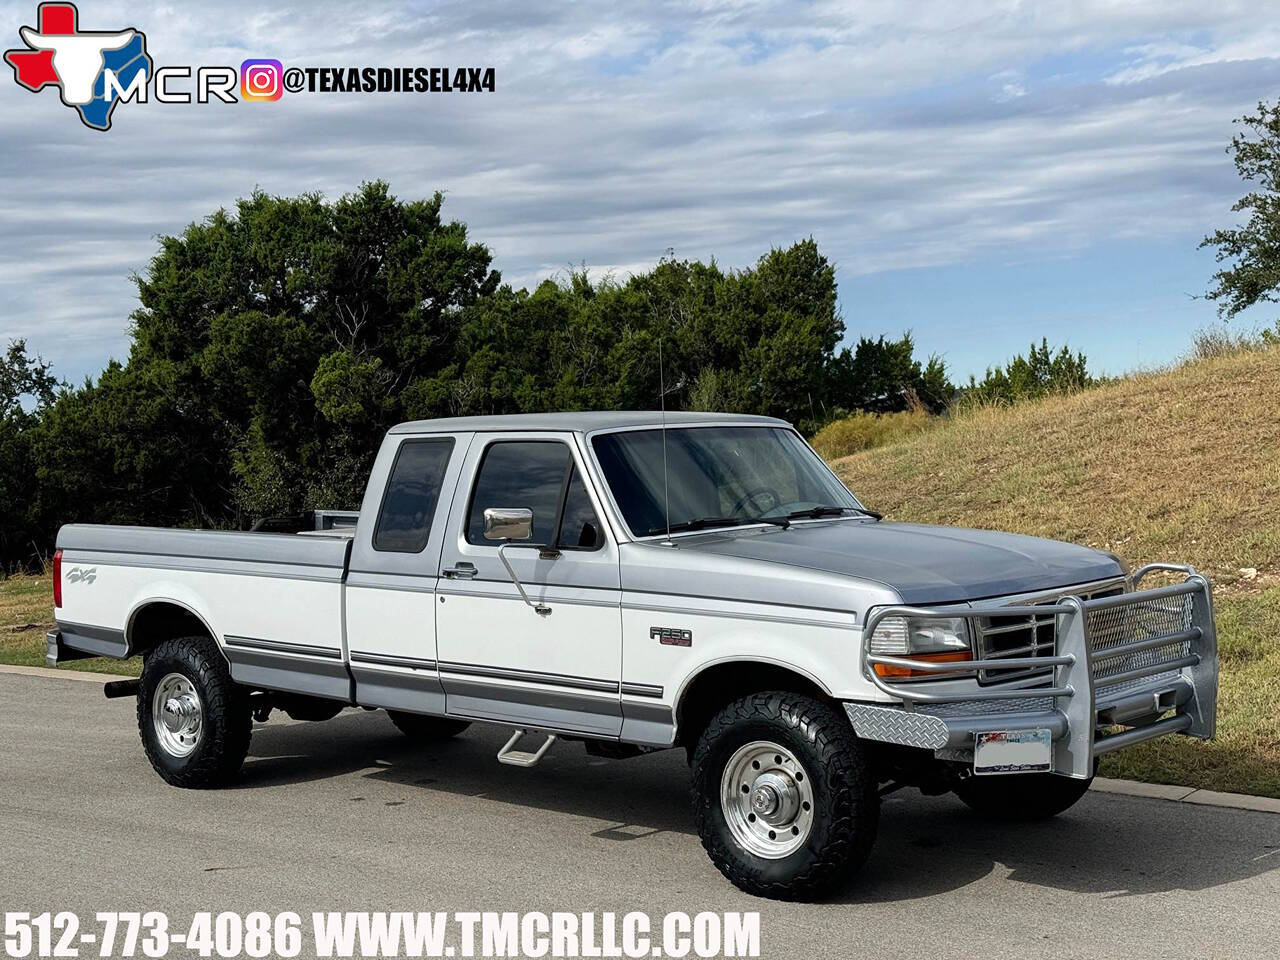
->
373, 438, 455, 553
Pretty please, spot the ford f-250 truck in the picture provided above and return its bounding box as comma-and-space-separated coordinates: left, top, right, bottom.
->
49, 412, 1217, 899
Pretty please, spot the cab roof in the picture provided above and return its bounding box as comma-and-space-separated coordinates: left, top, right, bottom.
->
388, 411, 788, 435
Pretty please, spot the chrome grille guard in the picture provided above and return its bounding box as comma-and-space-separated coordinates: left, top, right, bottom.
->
852, 564, 1217, 778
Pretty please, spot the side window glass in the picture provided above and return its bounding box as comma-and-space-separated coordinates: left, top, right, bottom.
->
467, 442, 572, 545
558, 468, 602, 550
373, 439, 455, 553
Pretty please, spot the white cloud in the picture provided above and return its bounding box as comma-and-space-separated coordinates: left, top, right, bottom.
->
0, 0, 1276, 381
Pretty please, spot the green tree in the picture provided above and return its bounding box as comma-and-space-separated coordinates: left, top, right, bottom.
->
1202, 100, 1280, 318
965, 338, 1092, 404
1, 340, 58, 571
827, 333, 953, 415
442, 240, 846, 432
17, 184, 958, 562
47, 181, 501, 522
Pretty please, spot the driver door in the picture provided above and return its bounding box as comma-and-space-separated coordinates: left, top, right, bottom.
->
434, 432, 623, 737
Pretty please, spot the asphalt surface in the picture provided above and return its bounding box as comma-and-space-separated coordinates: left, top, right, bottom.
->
2, 671, 1278, 959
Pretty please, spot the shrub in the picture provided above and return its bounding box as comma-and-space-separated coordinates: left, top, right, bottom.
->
810, 408, 936, 460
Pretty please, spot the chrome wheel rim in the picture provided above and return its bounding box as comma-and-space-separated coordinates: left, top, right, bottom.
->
719, 740, 814, 859
152, 673, 203, 758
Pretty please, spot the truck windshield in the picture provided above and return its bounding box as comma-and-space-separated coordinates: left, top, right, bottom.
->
591, 426, 862, 538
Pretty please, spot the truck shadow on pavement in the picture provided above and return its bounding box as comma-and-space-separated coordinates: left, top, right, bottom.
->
240, 709, 1280, 904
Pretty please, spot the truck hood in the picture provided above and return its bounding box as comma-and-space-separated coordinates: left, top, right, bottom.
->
679, 520, 1124, 605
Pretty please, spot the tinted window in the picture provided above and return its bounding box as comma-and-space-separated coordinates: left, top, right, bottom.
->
466, 442, 605, 550
373, 439, 455, 552
592, 427, 858, 537
467, 442, 572, 546
557, 469, 601, 550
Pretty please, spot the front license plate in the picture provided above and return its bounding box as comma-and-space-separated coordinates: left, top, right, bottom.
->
974, 728, 1053, 775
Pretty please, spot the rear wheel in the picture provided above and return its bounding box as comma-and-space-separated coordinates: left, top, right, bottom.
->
387, 711, 471, 741
953, 770, 1094, 820
691, 692, 879, 900
137, 636, 251, 788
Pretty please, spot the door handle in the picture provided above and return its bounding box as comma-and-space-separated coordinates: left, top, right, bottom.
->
443, 562, 477, 580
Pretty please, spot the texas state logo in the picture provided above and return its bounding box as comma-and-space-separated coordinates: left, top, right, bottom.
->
4, 2, 151, 131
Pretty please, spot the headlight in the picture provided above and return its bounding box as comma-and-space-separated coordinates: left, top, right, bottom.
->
868, 614, 972, 679
868, 615, 971, 655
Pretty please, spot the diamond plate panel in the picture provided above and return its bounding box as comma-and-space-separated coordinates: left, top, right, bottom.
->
843, 703, 950, 749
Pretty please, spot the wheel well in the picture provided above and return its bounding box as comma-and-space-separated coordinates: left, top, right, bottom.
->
127, 602, 214, 657
675, 661, 832, 748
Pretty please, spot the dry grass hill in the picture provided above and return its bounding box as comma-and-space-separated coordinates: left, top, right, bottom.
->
834, 347, 1280, 796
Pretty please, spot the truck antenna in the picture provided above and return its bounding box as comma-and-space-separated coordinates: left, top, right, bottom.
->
659, 336, 672, 545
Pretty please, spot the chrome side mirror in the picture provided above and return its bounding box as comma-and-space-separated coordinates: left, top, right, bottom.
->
482, 507, 549, 617
484, 507, 533, 542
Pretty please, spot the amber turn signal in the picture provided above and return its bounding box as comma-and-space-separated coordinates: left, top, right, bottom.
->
873, 650, 971, 679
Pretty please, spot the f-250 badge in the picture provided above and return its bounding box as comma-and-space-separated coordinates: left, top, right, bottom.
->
650, 626, 692, 647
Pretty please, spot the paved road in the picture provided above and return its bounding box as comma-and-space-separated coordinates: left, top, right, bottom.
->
2, 672, 1278, 959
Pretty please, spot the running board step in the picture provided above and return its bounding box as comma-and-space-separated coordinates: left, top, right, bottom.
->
497, 729, 558, 767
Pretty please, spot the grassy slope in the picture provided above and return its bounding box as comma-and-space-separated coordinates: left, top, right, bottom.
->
0, 575, 139, 677
833, 347, 1280, 797
4, 348, 1276, 793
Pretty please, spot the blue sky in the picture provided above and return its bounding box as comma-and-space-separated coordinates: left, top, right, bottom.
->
1, 0, 1278, 387
847, 238, 1228, 378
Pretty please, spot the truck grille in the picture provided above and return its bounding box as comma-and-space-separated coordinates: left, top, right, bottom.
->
1086, 592, 1194, 682
976, 583, 1125, 684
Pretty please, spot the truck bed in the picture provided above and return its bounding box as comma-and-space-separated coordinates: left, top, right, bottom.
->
55, 524, 354, 699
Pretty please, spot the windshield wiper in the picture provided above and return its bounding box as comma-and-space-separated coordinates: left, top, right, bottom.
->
785, 505, 883, 521
642, 515, 790, 537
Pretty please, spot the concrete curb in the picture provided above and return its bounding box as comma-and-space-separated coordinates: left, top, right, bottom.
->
1090, 776, 1280, 813
4, 663, 1278, 813
0, 663, 120, 683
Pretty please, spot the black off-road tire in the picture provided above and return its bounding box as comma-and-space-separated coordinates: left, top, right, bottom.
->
137, 636, 252, 788
953, 770, 1094, 820
691, 692, 879, 900
387, 711, 471, 741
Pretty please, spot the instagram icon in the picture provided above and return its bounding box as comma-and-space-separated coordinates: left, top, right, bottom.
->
240, 59, 283, 101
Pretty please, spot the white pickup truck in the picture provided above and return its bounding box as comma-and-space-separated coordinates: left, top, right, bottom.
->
50, 412, 1217, 899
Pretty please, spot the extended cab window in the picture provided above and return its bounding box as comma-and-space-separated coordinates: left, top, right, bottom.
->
373, 438, 455, 552
466, 441, 602, 550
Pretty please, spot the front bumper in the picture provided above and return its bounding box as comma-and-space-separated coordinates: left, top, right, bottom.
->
844, 564, 1217, 778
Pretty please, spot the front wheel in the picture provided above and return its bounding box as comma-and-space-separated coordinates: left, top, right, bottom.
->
953, 770, 1094, 820
691, 692, 879, 900
137, 636, 251, 788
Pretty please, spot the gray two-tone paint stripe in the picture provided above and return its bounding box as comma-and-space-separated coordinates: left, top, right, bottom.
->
56, 620, 129, 659
223, 635, 343, 660
349, 651, 437, 671
240, 642, 659, 702
621, 682, 664, 698
437, 661, 620, 694
350, 654, 619, 694
59, 553, 345, 585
